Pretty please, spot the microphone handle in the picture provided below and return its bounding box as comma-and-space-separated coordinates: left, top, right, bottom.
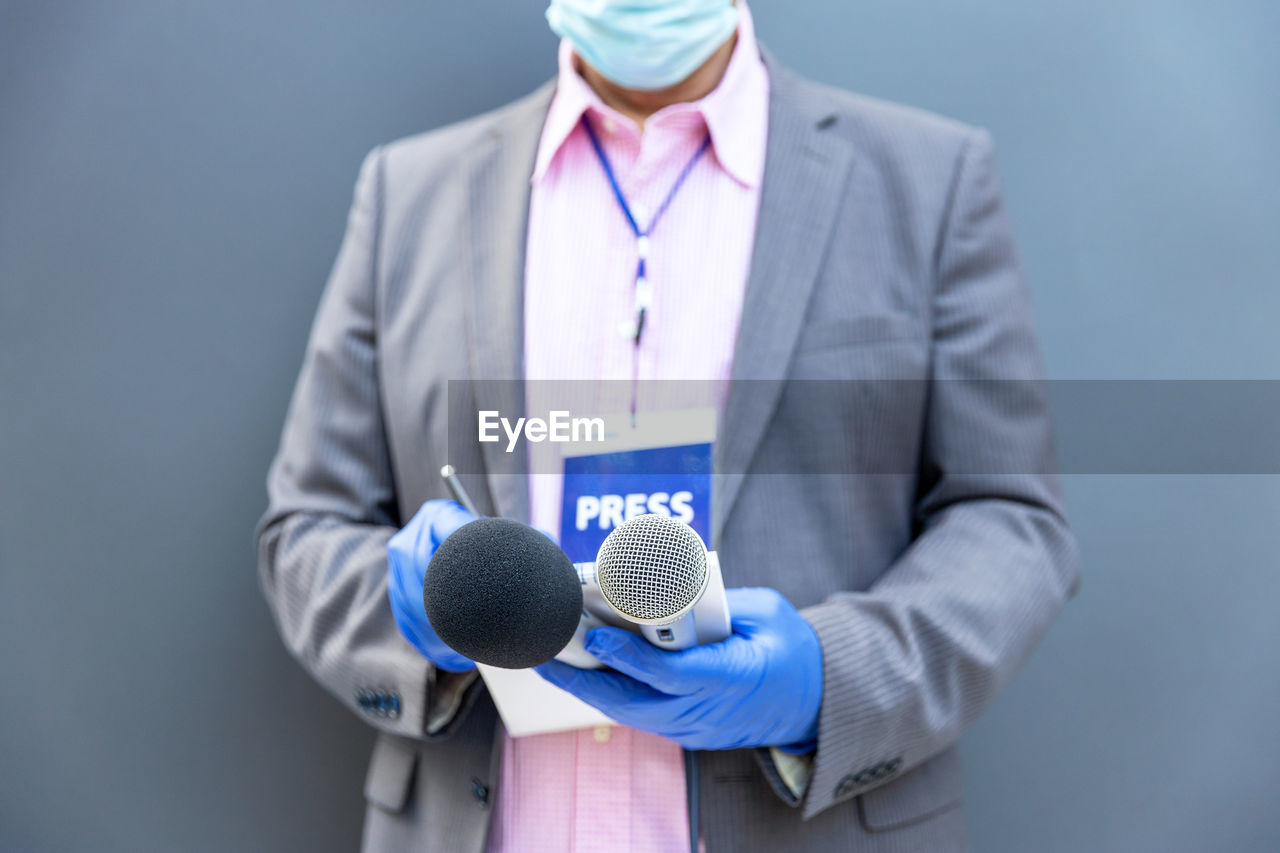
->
639, 613, 699, 650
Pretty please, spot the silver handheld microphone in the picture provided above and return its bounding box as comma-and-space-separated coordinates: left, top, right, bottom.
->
556, 514, 732, 669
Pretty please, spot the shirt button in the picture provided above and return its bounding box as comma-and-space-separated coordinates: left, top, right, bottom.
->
603, 117, 618, 134
593, 725, 613, 744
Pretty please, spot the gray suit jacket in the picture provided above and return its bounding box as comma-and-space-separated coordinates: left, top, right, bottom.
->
257, 53, 1079, 852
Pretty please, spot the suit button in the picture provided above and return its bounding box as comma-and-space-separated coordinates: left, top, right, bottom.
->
835, 774, 857, 797
471, 777, 490, 806
356, 688, 401, 718
886, 757, 903, 773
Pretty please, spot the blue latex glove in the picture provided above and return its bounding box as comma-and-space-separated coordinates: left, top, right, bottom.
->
536, 587, 823, 751
387, 499, 477, 672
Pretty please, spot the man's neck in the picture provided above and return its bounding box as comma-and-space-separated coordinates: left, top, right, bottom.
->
579, 33, 738, 132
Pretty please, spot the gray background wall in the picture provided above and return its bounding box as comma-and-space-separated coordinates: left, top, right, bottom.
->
1, 1, 1276, 850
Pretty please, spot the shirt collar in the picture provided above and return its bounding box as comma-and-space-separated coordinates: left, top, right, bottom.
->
532, 0, 769, 189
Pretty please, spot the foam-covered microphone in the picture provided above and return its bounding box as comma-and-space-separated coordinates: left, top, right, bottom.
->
422, 517, 584, 670
423, 514, 731, 670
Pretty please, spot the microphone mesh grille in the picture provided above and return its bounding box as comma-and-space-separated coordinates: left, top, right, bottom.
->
595, 514, 707, 622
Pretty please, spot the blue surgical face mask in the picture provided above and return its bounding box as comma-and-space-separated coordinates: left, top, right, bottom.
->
546, 0, 740, 92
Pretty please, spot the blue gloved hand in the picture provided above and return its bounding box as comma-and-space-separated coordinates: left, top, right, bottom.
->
535, 587, 823, 751
387, 499, 477, 672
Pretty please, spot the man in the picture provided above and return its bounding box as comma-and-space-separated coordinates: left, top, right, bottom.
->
257, 1, 1079, 850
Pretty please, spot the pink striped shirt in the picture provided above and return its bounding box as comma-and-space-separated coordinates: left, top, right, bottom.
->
486, 4, 769, 851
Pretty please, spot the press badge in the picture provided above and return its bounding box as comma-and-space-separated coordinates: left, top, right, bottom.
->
559, 408, 715, 561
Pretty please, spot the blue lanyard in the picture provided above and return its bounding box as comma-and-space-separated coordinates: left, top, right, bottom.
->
581, 114, 712, 345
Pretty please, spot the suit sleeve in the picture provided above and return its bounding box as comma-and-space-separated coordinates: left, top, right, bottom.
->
255, 147, 476, 741
795, 130, 1080, 818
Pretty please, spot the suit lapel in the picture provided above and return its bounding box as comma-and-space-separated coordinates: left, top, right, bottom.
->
464, 82, 556, 523
713, 61, 853, 545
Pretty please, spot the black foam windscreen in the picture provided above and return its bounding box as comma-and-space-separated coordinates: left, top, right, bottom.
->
423, 517, 583, 669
